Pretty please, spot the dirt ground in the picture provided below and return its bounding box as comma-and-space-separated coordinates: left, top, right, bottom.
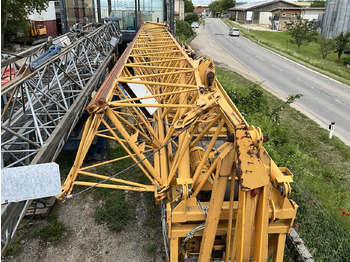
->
3, 189, 164, 262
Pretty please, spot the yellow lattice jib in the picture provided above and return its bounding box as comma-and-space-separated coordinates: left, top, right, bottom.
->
57, 22, 297, 262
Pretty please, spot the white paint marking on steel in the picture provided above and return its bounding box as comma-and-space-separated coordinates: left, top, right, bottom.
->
128, 78, 158, 116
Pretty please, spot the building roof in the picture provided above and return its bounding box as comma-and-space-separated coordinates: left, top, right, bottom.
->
290, 1, 311, 7
269, 7, 302, 12
227, 0, 301, 11
269, 6, 325, 12
194, 7, 205, 14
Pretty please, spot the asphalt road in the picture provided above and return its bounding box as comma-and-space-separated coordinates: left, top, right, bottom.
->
204, 18, 350, 146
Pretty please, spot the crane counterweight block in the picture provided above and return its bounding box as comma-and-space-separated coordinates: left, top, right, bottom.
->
58, 22, 297, 262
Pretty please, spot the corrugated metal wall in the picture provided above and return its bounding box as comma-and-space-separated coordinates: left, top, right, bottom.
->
35, 20, 58, 36
322, 0, 350, 38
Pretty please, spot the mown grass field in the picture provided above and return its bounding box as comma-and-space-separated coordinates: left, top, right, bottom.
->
216, 67, 350, 261
221, 19, 350, 86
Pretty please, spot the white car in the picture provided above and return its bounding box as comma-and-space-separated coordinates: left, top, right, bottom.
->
191, 22, 199, 29
229, 27, 240, 37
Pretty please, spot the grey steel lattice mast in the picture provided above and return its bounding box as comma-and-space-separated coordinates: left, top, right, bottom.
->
1, 21, 121, 253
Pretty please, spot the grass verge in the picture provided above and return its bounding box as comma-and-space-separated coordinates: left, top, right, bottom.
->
221, 19, 350, 86
35, 213, 66, 244
94, 191, 134, 231
4, 229, 28, 257
216, 66, 350, 261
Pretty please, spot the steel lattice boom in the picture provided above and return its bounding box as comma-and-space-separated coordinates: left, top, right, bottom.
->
1, 21, 121, 253
58, 22, 297, 262
1, 22, 121, 168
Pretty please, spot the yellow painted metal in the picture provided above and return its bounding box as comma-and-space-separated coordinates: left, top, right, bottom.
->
57, 22, 297, 261
198, 143, 234, 262
225, 176, 237, 262
253, 186, 269, 261
110, 102, 196, 108
235, 190, 247, 262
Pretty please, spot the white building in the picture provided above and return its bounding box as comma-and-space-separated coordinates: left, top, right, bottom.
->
175, 0, 185, 20
301, 7, 325, 21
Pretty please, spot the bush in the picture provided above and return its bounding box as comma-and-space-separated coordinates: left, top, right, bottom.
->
175, 19, 194, 42
342, 56, 350, 66
184, 13, 199, 24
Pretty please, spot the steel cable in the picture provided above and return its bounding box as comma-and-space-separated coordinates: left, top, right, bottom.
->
64, 117, 197, 200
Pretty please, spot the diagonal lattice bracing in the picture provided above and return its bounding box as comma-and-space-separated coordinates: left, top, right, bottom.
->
1, 22, 121, 168
1, 21, 121, 253
57, 23, 297, 262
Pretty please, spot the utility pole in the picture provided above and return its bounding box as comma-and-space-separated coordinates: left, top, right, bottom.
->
97, 0, 102, 22
108, 0, 112, 16
59, 0, 69, 33
135, 0, 138, 29
170, 0, 174, 31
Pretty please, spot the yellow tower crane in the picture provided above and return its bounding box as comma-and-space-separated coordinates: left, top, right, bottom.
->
57, 22, 297, 261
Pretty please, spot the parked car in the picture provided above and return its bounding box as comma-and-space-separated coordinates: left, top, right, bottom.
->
191, 22, 199, 29
229, 28, 240, 37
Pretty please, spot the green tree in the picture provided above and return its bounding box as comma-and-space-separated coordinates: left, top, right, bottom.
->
310, 0, 326, 7
285, 16, 318, 52
317, 35, 334, 59
334, 32, 350, 62
209, 0, 236, 15
208, 0, 222, 15
221, 0, 236, 11
184, 13, 199, 24
175, 19, 194, 42
184, 0, 194, 13
1, 0, 49, 45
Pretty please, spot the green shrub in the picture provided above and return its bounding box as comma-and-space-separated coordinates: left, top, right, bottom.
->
175, 19, 194, 42
342, 56, 350, 66
184, 13, 199, 24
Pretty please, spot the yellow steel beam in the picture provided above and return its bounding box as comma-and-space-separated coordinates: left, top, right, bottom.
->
198, 143, 235, 262
117, 78, 198, 88
109, 102, 196, 108
73, 181, 154, 192
57, 22, 297, 262
116, 88, 197, 103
